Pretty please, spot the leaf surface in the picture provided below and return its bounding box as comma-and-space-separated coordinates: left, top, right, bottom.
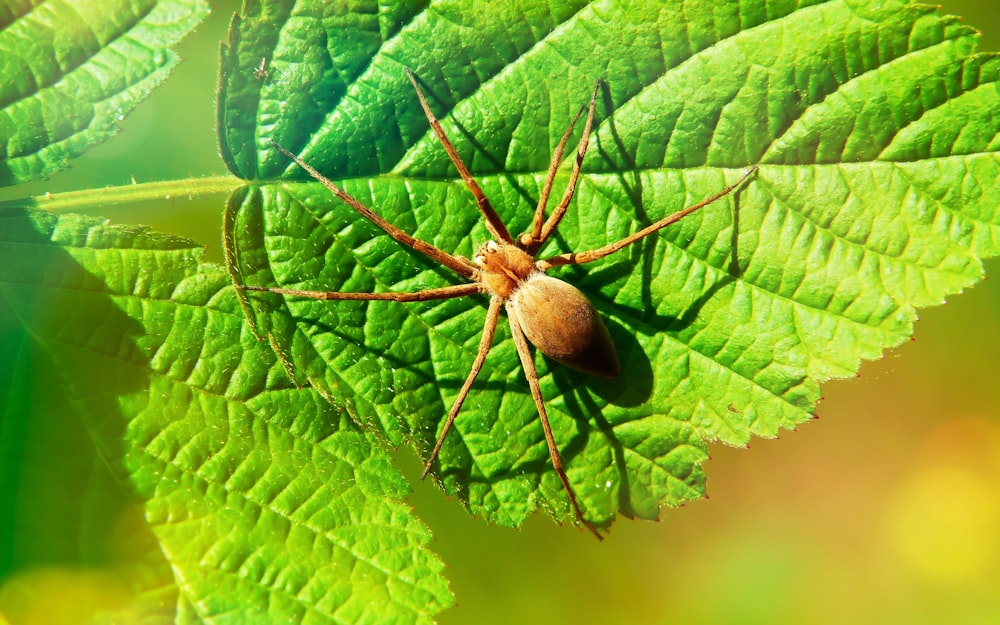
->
0, 208, 452, 623
222, 0, 1000, 530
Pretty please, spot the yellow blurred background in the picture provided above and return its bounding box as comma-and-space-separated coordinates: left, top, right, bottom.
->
1, 1, 997, 623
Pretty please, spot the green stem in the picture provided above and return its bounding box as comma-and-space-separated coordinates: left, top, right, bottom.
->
0, 175, 242, 212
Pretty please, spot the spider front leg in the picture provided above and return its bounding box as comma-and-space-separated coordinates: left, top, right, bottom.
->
405, 68, 512, 245
522, 79, 602, 255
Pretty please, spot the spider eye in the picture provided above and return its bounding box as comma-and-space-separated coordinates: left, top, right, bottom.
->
474, 255, 485, 266
485, 240, 499, 252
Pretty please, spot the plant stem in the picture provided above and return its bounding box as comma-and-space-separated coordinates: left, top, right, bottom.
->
0, 175, 242, 212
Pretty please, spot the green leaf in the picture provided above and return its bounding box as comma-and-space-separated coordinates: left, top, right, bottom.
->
0, 209, 452, 623
222, 0, 1000, 530
0, 0, 209, 187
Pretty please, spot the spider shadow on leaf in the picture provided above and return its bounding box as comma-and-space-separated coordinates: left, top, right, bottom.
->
544, 100, 752, 519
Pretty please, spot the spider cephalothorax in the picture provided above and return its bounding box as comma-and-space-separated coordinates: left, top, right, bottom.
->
243, 69, 756, 538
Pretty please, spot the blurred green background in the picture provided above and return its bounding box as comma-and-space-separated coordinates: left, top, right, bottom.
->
2, 1, 998, 623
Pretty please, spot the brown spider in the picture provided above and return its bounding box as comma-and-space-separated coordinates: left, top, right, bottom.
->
244, 69, 756, 538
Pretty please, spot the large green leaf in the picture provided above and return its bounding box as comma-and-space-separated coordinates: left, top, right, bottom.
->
0, 209, 452, 623
0, 0, 209, 187
222, 0, 999, 530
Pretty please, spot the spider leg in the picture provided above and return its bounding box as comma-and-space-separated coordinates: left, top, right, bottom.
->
538, 166, 758, 270
271, 142, 477, 280
239, 282, 480, 302
405, 68, 513, 244
529, 80, 601, 253
422, 296, 503, 479
521, 100, 589, 249
506, 302, 604, 540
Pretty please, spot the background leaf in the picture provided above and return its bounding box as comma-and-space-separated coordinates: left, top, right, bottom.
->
222, 0, 999, 530
0, 209, 452, 623
0, 0, 209, 187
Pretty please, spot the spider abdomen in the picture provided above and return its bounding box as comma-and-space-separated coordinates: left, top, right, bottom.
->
509, 273, 620, 379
